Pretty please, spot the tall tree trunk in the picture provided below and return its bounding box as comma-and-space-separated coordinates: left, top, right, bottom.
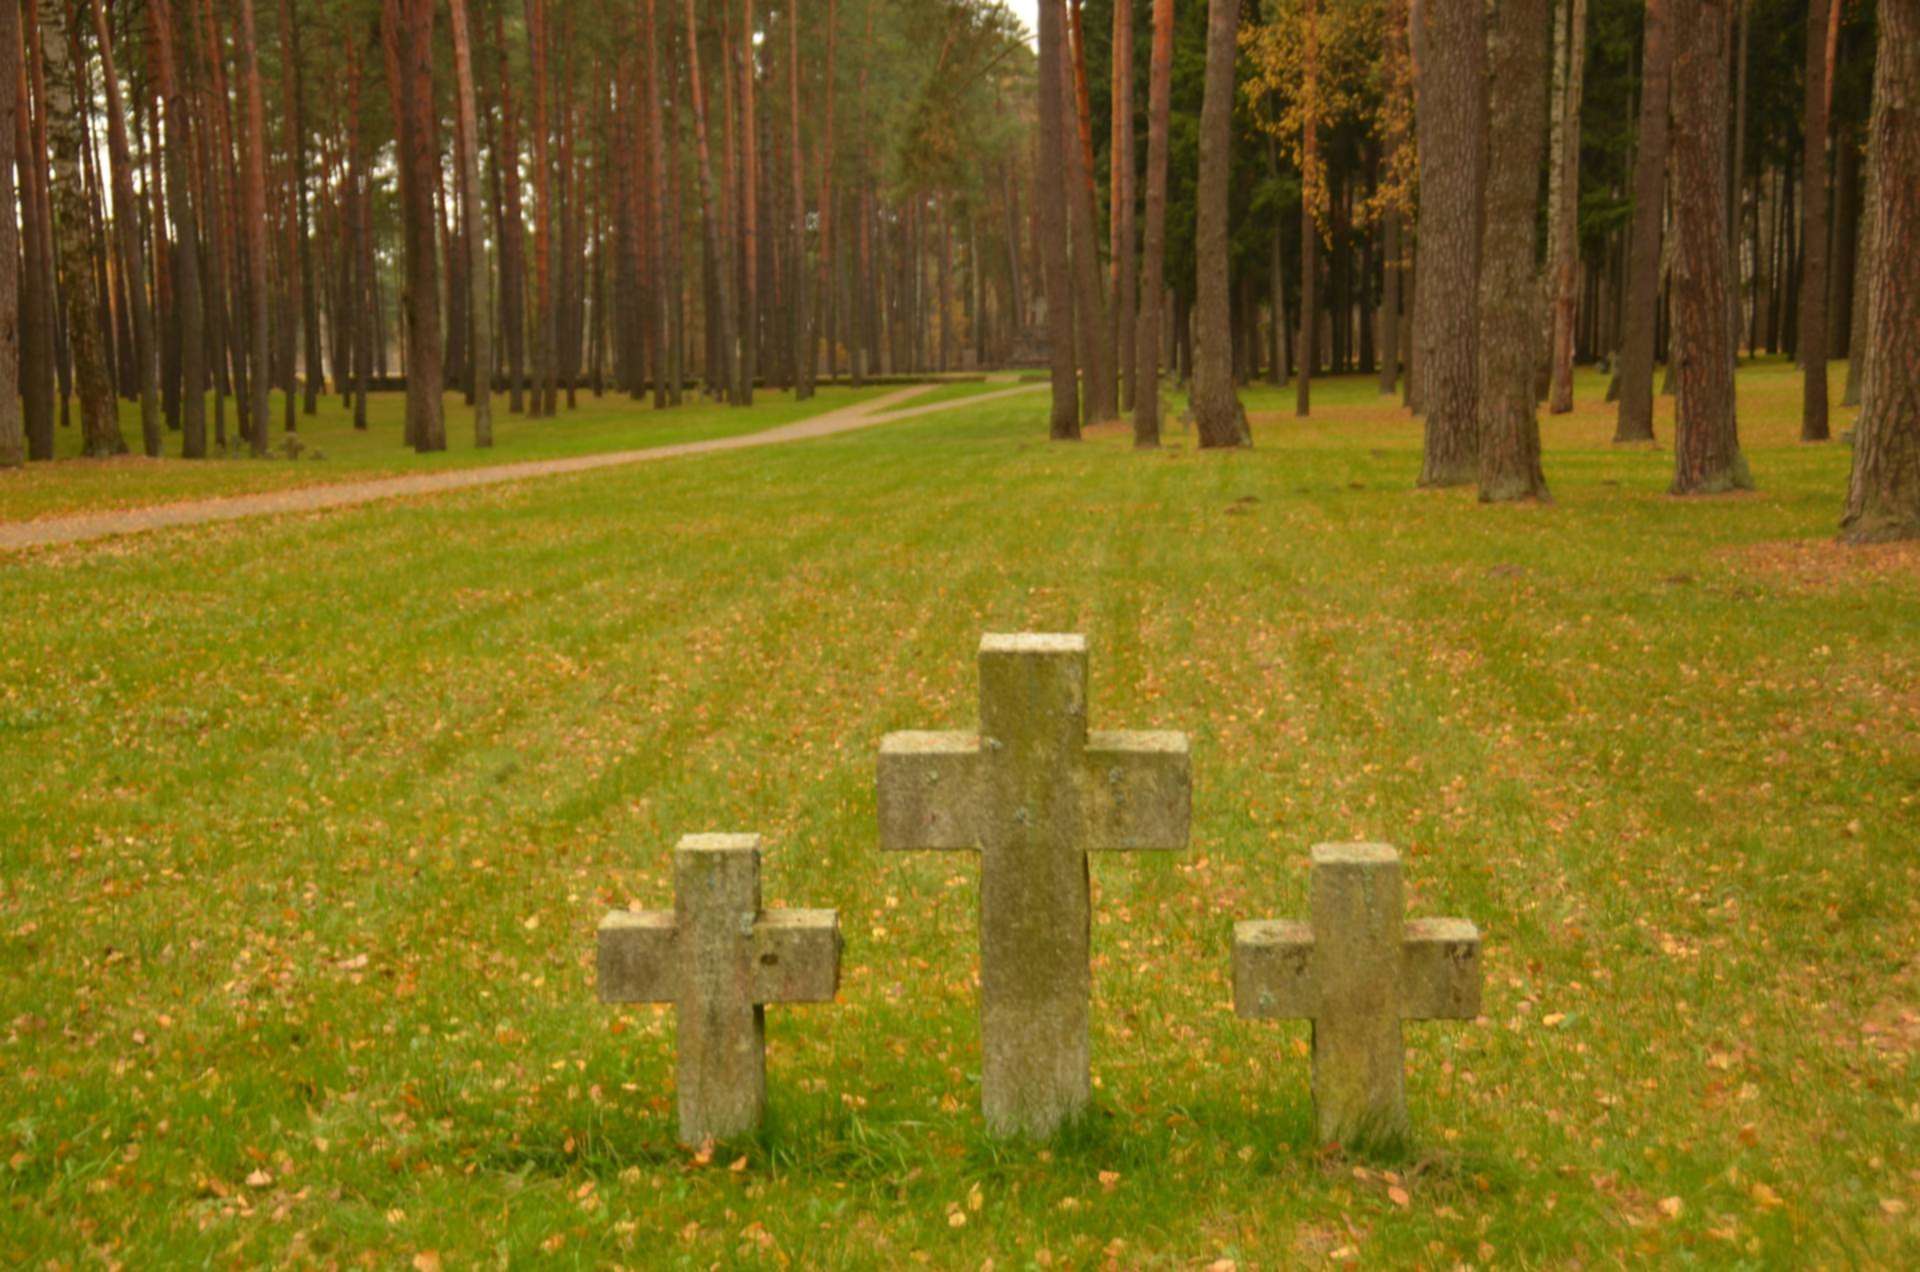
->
1378, 208, 1400, 395
1841, 151, 1875, 407
383, 0, 445, 450
1614, 0, 1671, 442
787, 0, 811, 398
1546, 0, 1587, 413
646, 0, 670, 407
1297, 0, 1319, 417
1668, 0, 1748, 493
495, 5, 526, 413
805, 0, 836, 394
1376, 2, 1408, 397
1479, 0, 1552, 501
736, 0, 758, 405
153, 0, 206, 458
1798, 0, 1831, 441
1131, 0, 1172, 446
1840, 0, 1919, 541
685, 0, 738, 400
88, 0, 161, 455
237, 0, 272, 456
273, 0, 306, 425
1110, 0, 1136, 412
0, 0, 18, 466
293, 6, 319, 412
42, 0, 123, 456
17, 30, 56, 460
1037, 0, 1078, 438
526, 0, 555, 416
1063, 1, 1114, 423
1191, 0, 1247, 447
1413, 0, 1484, 483
450, 0, 492, 445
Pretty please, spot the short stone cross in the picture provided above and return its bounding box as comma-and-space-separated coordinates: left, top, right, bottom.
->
877, 633, 1191, 1137
1233, 843, 1481, 1145
597, 833, 841, 1145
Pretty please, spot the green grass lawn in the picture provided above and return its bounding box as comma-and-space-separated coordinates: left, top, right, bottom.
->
0, 382, 898, 523
3, 361, 1916, 1265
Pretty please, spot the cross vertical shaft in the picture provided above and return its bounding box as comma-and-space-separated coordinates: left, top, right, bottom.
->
674, 834, 765, 1143
977, 635, 1094, 1135
1310, 843, 1407, 1143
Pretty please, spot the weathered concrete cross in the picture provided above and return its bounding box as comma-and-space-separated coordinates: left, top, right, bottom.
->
877, 633, 1190, 1137
1233, 843, 1481, 1145
597, 833, 841, 1145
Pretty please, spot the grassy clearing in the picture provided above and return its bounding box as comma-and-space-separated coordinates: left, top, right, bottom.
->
0, 382, 897, 523
2, 361, 1915, 1266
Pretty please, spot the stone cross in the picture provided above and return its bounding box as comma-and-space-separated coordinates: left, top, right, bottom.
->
597, 833, 841, 1146
877, 633, 1190, 1137
1233, 843, 1481, 1146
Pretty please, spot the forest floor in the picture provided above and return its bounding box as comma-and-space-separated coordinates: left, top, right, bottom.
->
3, 359, 1916, 1266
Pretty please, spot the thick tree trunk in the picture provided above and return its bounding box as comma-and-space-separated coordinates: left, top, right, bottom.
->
1191, 0, 1247, 447
88, 0, 161, 455
450, 0, 492, 445
43, 0, 123, 456
0, 0, 18, 467
1546, 0, 1587, 414
1131, 0, 1172, 447
1798, 0, 1831, 441
1615, 0, 1671, 442
153, 0, 206, 458
1478, 0, 1552, 502
1413, 0, 1484, 483
1840, 0, 1919, 541
1037, 0, 1079, 438
1668, 0, 1749, 494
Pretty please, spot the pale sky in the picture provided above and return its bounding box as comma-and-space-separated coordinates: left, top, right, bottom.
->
1006, 0, 1039, 46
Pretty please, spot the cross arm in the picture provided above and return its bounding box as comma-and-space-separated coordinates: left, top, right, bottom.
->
1400, 918, 1482, 1020
876, 731, 986, 851
751, 909, 842, 1003
1232, 919, 1317, 1019
1084, 730, 1191, 851
597, 909, 678, 1004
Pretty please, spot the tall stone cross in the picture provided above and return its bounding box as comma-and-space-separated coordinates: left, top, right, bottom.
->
1233, 843, 1481, 1146
877, 633, 1191, 1137
597, 833, 841, 1146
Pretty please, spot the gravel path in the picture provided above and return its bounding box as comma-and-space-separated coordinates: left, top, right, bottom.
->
1, 382, 1040, 554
